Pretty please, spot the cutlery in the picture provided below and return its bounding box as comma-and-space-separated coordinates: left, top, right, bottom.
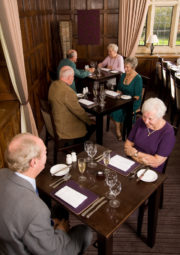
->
49, 178, 63, 187
51, 166, 71, 176
52, 174, 71, 188
81, 196, 105, 217
86, 200, 107, 219
136, 168, 148, 182
95, 150, 112, 161
128, 166, 142, 179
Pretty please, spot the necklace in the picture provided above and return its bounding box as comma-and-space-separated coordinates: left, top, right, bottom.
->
124, 73, 134, 85
147, 128, 156, 136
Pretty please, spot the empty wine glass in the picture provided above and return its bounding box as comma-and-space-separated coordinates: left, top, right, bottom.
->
93, 82, 99, 101
109, 181, 122, 208
78, 158, 87, 182
88, 143, 97, 168
99, 89, 106, 107
105, 171, 117, 199
103, 151, 111, 174
84, 140, 93, 162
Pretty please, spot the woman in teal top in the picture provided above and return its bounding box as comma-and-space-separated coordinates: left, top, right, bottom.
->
111, 57, 142, 140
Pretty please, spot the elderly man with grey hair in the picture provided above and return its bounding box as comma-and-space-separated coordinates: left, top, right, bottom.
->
57, 49, 94, 92
124, 97, 176, 173
49, 66, 95, 141
0, 133, 93, 255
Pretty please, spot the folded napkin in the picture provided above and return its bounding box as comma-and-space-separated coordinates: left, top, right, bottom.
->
101, 68, 110, 72
105, 90, 119, 97
79, 99, 95, 106
109, 155, 135, 172
55, 186, 87, 208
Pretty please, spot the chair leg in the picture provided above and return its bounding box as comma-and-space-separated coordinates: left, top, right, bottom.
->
137, 203, 146, 236
106, 115, 110, 132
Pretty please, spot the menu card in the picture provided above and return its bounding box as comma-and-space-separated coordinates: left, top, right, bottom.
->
50, 180, 99, 214
98, 152, 140, 176
105, 90, 119, 98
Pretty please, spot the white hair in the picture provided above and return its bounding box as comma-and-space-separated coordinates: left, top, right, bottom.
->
60, 67, 74, 79
142, 97, 167, 118
124, 57, 138, 69
107, 43, 118, 53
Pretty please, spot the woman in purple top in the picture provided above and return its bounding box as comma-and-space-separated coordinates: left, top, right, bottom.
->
124, 98, 176, 173
98, 44, 125, 73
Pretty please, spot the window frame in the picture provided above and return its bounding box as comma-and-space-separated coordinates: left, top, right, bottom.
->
137, 0, 180, 54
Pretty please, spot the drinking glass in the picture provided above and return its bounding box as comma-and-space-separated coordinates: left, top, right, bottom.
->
88, 143, 97, 168
103, 151, 111, 174
105, 171, 117, 199
109, 181, 122, 208
78, 158, 87, 181
99, 89, 106, 107
84, 140, 93, 162
93, 88, 98, 101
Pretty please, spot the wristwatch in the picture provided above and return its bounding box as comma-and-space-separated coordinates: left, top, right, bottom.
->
134, 150, 139, 157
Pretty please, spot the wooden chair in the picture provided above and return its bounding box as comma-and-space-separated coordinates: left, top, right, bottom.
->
39, 98, 83, 164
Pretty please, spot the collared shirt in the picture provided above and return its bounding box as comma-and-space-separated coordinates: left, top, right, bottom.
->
15, 172, 36, 192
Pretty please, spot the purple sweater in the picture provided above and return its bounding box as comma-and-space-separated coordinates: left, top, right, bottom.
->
128, 118, 176, 173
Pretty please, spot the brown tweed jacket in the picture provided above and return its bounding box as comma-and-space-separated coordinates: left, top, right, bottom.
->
48, 80, 91, 139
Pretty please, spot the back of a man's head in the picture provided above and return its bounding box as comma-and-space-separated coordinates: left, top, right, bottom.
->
67, 49, 77, 60
59, 66, 74, 83
5, 133, 41, 173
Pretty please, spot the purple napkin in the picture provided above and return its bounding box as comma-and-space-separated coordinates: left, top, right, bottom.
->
50, 180, 99, 215
98, 152, 139, 176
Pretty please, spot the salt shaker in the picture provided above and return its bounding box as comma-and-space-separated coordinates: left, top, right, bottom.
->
71, 152, 77, 162
66, 154, 72, 165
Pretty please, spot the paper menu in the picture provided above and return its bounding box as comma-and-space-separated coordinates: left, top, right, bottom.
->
55, 186, 87, 208
109, 155, 135, 172
78, 99, 94, 106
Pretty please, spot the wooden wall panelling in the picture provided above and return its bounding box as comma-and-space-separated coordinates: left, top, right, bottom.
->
18, 0, 55, 132
0, 101, 20, 168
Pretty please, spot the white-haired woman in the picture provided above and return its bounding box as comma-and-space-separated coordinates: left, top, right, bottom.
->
98, 43, 124, 72
124, 98, 176, 173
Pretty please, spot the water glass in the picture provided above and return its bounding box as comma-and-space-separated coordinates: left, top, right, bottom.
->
109, 181, 122, 208
78, 158, 87, 181
84, 140, 93, 162
105, 171, 117, 199
88, 143, 97, 168
103, 151, 111, 173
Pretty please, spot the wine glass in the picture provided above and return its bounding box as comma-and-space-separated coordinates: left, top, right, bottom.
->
78, 158, 87, 181
109, 181, 122, 208
105, 171, 117, 199
87, 143, 97, 168
93, 82, 99, 101
103, 151, 111, 174
84, 140, 93, 162
99, 89, 106, 107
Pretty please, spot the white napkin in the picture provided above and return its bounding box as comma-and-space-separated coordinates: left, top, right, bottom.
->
109, 155, 135, 172
101, 68, 110, 72
105, 90, 119, 97
55, 186, 87, 208
79, 99, 94, 106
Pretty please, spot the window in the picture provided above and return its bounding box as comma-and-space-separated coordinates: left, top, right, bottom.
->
154, 6, 173, 46
139, 16, 147, 46
137, 0, 180, 54
176, 11, 180, 45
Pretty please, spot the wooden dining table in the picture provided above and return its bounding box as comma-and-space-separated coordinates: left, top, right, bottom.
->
37, 145, 166, 255
79, 94, 134, 145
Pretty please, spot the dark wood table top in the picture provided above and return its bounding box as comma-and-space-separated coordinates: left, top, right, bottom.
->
87, 70, 121, 82
80, 94, 133, 116
37, 145, 166, 239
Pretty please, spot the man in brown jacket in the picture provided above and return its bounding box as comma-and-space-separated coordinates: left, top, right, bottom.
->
48, 66, 95, 141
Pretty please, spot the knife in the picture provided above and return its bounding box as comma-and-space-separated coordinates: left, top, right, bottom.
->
136, 168, 148, 182
81, 196, 105, 217
86, 200, 107, 219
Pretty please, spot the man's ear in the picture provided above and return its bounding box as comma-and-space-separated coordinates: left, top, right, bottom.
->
29, 158, 36, 168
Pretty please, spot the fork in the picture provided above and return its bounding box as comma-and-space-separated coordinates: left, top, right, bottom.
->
52, 174, 71, 189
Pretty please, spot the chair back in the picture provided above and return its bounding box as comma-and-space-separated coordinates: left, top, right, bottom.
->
39, 98, 58, 140
175, 75, 180, 110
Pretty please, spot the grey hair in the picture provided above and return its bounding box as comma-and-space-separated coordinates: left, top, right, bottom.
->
107, 43, 118, 53
60, 67, 74, 79
67, 50, 77, 59
142, 97, 167, 118
5, 133, 42, 173
124, 57, 138, 69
